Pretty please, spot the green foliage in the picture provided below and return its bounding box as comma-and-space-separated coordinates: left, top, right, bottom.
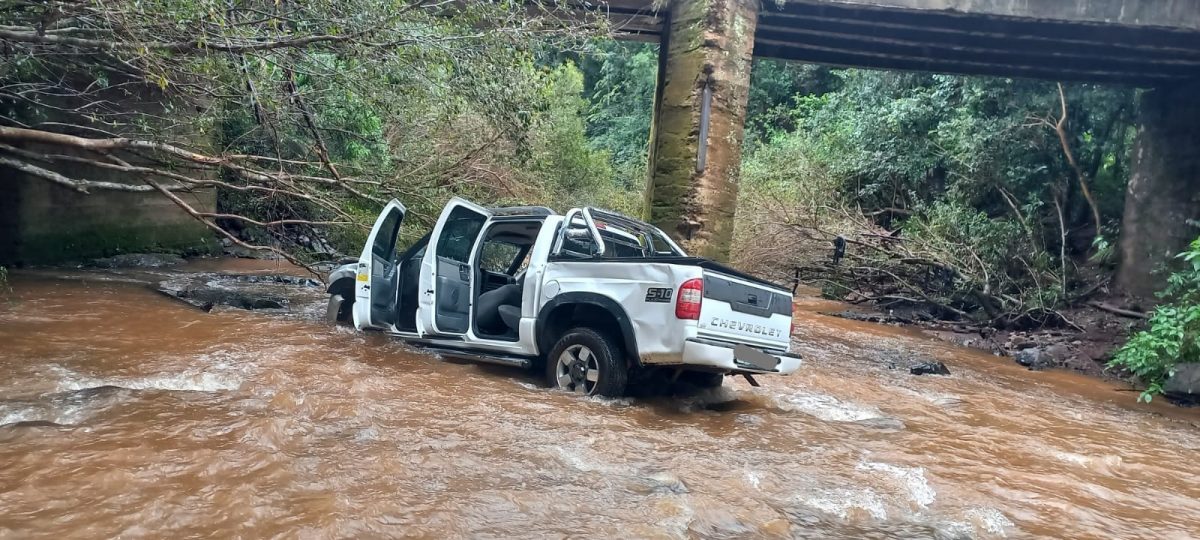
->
581, 42, 658, 189
528, 63, 615, 199
2, 0, 632, 262
217, 43, 643, 253
1109, 236, 1200, 402
736, 68, 1136, 322
745, 62, 842, 144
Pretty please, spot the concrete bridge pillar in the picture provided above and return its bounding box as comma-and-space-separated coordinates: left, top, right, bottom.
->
1117, 81, 1200, 298
644, 0, 758, 260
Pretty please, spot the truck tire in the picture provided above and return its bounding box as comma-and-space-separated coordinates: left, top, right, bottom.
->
546, 327, 628, 397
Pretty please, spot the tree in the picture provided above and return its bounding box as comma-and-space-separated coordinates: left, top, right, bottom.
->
0, 0, 602, 269
734, 68, 1137, 325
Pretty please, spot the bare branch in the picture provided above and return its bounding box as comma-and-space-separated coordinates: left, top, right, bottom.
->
144, 180, 325, 280
0, 28, 358, 53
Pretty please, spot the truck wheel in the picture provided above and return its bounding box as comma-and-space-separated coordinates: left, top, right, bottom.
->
326, 294, 352, 325
546, 328, 628, 397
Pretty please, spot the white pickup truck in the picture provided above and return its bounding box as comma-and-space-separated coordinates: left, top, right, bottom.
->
326, 197, 801, 396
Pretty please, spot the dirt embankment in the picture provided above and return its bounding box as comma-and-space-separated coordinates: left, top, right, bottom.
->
823, 296, 1151, 391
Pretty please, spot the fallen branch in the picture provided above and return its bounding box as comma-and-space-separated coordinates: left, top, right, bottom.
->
145, 179, 325, 281
1087, 301, 1149, 320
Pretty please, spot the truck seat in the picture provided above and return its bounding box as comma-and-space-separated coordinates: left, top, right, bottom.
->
475, 279, 522, 336
497, 305, 521, 332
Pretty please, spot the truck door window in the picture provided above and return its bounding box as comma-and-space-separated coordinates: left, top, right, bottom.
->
372, 211, 401, 261
437, 207, 487, 263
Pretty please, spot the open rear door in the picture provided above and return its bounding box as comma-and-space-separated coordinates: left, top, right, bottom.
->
418, 197, 492, 336
353, 199, 406, 330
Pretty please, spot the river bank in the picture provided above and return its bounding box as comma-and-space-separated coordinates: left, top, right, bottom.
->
811, 287, 1196, 406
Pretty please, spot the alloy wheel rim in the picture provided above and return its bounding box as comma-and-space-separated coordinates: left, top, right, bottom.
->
555, 344, 599, 395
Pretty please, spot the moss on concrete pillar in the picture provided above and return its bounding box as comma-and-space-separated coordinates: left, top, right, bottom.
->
645, 0, 758, 261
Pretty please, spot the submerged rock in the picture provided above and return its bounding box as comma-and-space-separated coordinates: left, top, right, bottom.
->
89, 253, 184, 269
627, 470, 689, 495
932, 397, 967, 408
0, 420, 67, 429
910, 361, 951, 376
153, 273, 319, 312
853, 416, 907, 431
156, 281, 286, 311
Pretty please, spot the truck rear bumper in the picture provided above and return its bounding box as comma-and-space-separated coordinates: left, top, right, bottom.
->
679, 338, 802, 375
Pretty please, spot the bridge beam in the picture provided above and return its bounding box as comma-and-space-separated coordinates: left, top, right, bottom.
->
1118, 81, 1200, 298
645, 0, 758, 260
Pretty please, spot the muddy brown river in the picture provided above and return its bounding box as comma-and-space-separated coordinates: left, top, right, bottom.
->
1, 262, 1198, 539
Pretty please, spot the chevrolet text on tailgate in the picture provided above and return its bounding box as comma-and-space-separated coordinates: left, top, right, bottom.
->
325, 197, 802, 397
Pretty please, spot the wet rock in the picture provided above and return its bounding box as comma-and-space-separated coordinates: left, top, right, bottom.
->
222, 244, 281, 260
1015, 348, 1050, 370
156, 281, 286, 311
1015, 345, 1071, 371
627, 470, 689, 495
153, 273, 319, 312
734, 414, 764, 427
686, 507, 756, 537
1164, 363, 1200, 407
0, 420, 67, 429
853, 417, 906, 431
89, 253, 184, 269
67, 385, 126, 398
760, 518, 792, 537
932, 397, 967, 408
49, 385, 129, 405
824, 310, 901, 324
1045, 344, 1071, 362
910, 361, 950, 376
227, 274, 320, 288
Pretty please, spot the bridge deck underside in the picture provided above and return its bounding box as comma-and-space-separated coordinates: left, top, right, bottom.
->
599, 0, 1200, 85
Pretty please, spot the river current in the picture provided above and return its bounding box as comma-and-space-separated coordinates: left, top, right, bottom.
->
1, 262, 1197, 539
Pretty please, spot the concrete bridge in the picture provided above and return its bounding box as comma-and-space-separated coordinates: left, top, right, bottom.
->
598, 0, 1200, 295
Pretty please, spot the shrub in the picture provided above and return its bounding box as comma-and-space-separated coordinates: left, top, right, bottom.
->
1109, 236, 1200, 402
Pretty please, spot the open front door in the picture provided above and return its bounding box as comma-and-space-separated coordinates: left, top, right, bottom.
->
353, 199, 406, 330
418, 197, 491, 336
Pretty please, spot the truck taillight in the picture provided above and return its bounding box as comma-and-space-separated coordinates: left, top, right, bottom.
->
675, 278, 703, 320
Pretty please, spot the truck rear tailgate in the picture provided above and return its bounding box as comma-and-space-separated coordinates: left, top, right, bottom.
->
697, 272, 793, 352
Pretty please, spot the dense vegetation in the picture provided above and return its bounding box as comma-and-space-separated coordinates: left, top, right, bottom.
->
734, 69, 1136, 328
571, 48, 1139, 328
1109, 237, 1200, 401
0, 0, 624, 264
